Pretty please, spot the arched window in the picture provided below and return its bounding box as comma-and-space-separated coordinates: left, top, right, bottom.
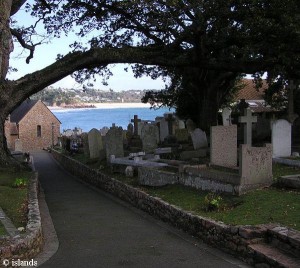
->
37, 125, 42, 137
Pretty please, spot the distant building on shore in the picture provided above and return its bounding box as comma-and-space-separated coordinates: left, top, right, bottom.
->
5, 100, 61, 152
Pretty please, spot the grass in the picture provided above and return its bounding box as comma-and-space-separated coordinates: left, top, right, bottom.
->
144, 185, 300, 230
273, 162, 300, 179
66, 151, 300, 231
0, 170, 32, 236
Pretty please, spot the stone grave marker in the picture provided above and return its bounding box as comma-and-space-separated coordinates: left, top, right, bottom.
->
165, 113, 175, 136
141, 124, 159, 153
15, 139, 23, 152
272, 119, 291, 158
88, 128, 104, 159
175, 128, 189, 143
100, 126, 109, 136
106, 126, 124, 161
127, 123, 134, 136
239, 144, 272, 186
222, 107, 232, 126
210, 125, 237, 167
190, 128, 208, 150
186, 119, 196, 133
131, 115, 141, 136
177, 119, 185, 129
158, 117, 169, 142
81, 133, 90, 157
238, 108, 257, 146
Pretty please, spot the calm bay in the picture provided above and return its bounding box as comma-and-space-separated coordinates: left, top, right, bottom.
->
51, 105, 174, 132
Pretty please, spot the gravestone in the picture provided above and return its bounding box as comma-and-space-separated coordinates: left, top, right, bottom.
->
175, 128, 190, 143
186, 119, 196, 133
165, 113, 175, 136
106, 126, 124, 161
100, 126, 109, 136
127, 123, 134, 136
137, 121, 147, 136
141, 124, 159, 153
238, 108, 257, 146
159, 117, 169, 142
272, 119, 292, 158
88, 128, 104, 159
176, 119, 185, 129
15, 139, 23, 152
131, 115, 141, 136
81, 133, 90, 157
222, 107, 232, 126
210, 125, 237, 167
239, 144, 272, 187
190, 128, 208, 150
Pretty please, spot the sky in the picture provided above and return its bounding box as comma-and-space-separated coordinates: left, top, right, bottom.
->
7, 2, 167, 92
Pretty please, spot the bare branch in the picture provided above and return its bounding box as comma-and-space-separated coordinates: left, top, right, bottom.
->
10, 28, 42, 63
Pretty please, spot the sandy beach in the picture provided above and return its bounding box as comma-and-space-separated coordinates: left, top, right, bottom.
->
48, 102, 151, 110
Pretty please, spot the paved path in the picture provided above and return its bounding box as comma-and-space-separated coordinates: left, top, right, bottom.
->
33, 151, 249, 268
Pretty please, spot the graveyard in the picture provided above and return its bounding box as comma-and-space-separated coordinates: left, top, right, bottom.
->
57, 110, 300, 231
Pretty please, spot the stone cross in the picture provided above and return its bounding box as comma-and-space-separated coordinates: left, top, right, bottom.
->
165, 114, 175, 135
131, 115, 141, 136
238, 108, 257, 146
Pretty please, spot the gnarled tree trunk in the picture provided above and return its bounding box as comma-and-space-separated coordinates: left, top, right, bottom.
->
0, 0, 13, 80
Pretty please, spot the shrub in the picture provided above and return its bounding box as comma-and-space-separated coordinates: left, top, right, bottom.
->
204, 193, 223, 212
12, 178, 28, 188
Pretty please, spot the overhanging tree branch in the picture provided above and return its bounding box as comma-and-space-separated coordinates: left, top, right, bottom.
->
10, 28, 42, 63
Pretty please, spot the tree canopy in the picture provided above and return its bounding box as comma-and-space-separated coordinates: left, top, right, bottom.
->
0, 0, 300, 166
25, 0, 300, 78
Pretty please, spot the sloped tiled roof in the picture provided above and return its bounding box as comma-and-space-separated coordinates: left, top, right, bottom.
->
235, 79, 268, 101
10, 99, 39, 123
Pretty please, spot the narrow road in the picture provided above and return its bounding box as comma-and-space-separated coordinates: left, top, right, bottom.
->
33, 151, 249, 268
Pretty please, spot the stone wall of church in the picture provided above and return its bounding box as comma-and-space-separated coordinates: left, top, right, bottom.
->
18, 101, 60, 152
4, 120, 17, 150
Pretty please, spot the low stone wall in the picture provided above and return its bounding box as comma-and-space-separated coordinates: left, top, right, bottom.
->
51, 150, 299, 267
267, 226, 300, 257
0, 173, 43, 265
138, 165, 241, 195
138, 167, 179, 186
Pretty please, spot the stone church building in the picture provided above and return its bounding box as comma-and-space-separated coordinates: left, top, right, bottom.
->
5, 100, 61, 152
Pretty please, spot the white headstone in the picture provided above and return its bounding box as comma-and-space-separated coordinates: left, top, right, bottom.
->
272, 119, 291, 158
190, 128, 208, 150
222, 107, 232, 126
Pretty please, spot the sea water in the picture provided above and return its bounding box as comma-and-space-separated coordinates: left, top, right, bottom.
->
51, 107, 174, 132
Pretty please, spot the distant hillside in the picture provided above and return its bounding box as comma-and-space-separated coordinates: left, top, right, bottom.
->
31, 86, 157, 106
